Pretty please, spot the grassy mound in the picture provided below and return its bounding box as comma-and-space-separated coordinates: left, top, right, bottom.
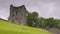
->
0, 20, 53, 34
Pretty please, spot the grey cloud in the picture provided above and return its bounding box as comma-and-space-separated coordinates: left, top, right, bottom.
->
0, 0, 60, 19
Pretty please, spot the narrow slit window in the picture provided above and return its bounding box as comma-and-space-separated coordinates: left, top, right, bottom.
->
16, 11, 17, 15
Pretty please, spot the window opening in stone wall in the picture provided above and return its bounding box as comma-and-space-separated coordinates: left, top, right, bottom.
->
12, 14, 14, 16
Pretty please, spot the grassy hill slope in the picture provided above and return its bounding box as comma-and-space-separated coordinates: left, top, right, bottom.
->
0, 20, 53, 34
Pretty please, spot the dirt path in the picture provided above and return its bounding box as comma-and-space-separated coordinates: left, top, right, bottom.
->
44, 28, 60, 34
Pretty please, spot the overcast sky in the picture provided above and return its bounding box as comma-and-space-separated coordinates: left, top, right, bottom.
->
0, 0, 60, 20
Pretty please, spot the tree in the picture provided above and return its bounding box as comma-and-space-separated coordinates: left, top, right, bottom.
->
27, 12, 39, 27
27, 12, 33, 27
32, 12, 38, 27
38, 17, 47, 28
27, 12, 60, 29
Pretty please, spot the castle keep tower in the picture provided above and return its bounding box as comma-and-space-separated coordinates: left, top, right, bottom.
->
8, 5, 28, 25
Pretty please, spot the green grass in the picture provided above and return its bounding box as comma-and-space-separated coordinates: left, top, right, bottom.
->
0, 20, 53, 34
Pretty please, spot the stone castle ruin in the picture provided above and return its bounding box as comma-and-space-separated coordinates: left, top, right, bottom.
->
8, 5, 28, 25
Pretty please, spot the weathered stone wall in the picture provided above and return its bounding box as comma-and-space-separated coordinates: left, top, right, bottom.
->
8, 5, 28, 25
